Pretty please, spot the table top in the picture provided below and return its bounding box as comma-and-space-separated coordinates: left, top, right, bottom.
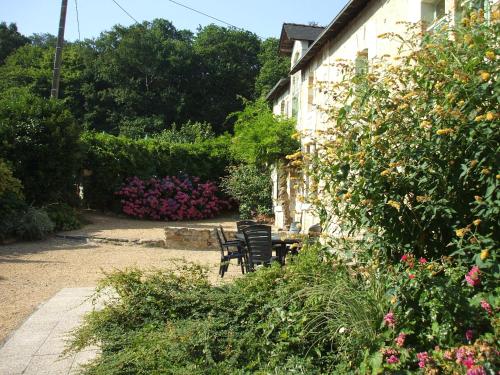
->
235, 232, 301, 244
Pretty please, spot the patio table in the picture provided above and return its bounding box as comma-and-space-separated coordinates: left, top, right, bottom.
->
234, 232, 302, 265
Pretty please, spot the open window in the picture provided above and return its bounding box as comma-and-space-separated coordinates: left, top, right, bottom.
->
422, 0, 447, 30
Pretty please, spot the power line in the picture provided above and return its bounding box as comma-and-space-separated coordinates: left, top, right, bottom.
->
111, 0, 140, 24
74, 0, 81, 40
165, 0, 240, 29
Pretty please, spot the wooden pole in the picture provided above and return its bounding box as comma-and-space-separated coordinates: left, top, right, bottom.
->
50, 0, 68, 99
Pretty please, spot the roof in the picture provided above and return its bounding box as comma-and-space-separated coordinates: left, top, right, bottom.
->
265, 77, 290, 102
279, 23, 325, 55
290, 0, 371, 74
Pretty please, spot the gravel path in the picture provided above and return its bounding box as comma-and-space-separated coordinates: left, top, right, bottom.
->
0, 213, 243, 344
0, 211, 243, 345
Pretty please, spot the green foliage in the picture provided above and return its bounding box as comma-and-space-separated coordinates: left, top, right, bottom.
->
220, 164, 272, 219
309, 14, 500, 260
14, 207, 55, 240
69, 244, 389, 374
0, 159, 26, 241
193, 25, 261, 131
254, 37, 290, 98
0, 159, 23, 198
80, 132, 233, 209
230, 99, 299, 167
156, 121, 215, 143
0, 20, 266, 135
45, 203, 82, 231
0, 88, 81, 204
0, 22, 29, 64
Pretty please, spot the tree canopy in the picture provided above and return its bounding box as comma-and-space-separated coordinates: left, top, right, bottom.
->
0, 20, 286, 135
0, 22, 29, 64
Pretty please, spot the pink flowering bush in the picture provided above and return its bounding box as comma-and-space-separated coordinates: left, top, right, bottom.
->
115, 175, 231, 220
360, 254, 498, 373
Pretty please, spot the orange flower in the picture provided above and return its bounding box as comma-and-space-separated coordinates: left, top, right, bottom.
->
480, 71, 490, 81
485, 51, 496, 61
436, 128, 453, 135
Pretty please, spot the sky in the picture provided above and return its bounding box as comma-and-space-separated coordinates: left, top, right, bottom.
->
0, 0, 349, 41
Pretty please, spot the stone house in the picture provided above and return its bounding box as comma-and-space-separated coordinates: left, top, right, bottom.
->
267, 0, 495, 231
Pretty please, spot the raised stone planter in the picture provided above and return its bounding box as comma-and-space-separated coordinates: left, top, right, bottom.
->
164, 227, 237, 250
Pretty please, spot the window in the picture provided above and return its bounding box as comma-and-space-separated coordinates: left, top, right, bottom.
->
355, 49, 369, 77
291, 75, 300, 118
280, 100, 285, 115
422, 0, 447, 28
307, 72, 314, 111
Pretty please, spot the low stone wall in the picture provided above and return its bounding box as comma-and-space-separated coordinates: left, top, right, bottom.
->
164, 227, 237, 250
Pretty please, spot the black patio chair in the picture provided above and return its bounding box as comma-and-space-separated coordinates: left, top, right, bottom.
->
242, 224, 279, 271
215, 227, 245, 277
236, 220, 257, 233
220, 225, 247, 267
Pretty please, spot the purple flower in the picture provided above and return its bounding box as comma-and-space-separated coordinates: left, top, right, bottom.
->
465, 329, 474, 342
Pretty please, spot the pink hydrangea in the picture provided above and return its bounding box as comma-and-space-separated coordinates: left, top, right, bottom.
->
383, 311, 396, 328
401, 254, 408, 262
465, 266, 481, 287
467, 366, 486, 375
116, 175, 231, 221
419, 257, 427, 264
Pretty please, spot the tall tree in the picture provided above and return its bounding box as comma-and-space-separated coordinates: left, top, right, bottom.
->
254, 37, 290, 98
0, 22, 29, 64
84, 19, 195, 133
192, 25, 261, 132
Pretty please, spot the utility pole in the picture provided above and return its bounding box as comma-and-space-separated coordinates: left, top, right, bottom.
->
50, 0, 68, 99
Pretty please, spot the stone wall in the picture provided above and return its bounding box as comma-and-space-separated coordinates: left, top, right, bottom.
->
164, 227, 237, 251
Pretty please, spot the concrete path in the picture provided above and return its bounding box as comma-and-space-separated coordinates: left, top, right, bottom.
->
0, 288, 100, 375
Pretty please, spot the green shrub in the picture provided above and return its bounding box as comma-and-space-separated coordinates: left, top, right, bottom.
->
0, 159, 26, 241
80, 132, 233, 209
0, 88, 81, 204
15, 207, 54, 240
69, 244, 389, 374
156, 121, 215, 143
118, 116, 165, 139
230, 98, 298, 167
45, 203, 82, 231
220, 164, 272, 218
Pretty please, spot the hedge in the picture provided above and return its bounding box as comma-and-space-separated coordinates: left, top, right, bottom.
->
80, 132, 233, 209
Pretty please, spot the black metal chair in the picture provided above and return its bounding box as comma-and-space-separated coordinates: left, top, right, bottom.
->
242, 224, 278, 271
215, 227, 245, 277
236, 220, 257, 233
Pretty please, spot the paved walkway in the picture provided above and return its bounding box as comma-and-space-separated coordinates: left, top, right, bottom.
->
0, 288, 100, 375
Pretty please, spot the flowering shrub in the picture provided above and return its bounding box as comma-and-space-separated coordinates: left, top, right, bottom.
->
360, 254, 498, 373
307, 8, 499, 261
300, 5, 499, 373
115, 175, 230, 220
